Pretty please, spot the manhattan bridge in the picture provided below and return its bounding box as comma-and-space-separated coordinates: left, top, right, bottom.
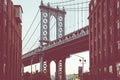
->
22, 1, 89, 80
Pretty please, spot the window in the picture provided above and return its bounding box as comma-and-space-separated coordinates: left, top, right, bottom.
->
103, 16, 107, 27
4, 0, 7, 5
94, 0, 97, 5
116, 63, 120, 78
4, 0, 7, 12
110, 8, 112, 16
103, 31, 106, 41
117, 0, 120, 15
117, 20, 120, 39
104, 67, 107, 73
103, 34, 106, 47
109, 0, 113, 16
104, 1, 107, 13
4, 19, 6, 27
104, 48, 107, 56
99, 52, 102, 62
94, 28, 96, 38
91, 5, 93, 11
110, 27, 112, 35
94, 14, 96, 25
94, 42, 96, 51
110, 46, 113, 53
109, 65, 113, 73
118, 41, 120, 50
97, 8, 100, 20
117, 1, 120, 9
3, 63, 6, 74
117, 20, 120, 29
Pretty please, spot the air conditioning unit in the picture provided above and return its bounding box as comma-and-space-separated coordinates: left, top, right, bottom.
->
14, 5, 23, 23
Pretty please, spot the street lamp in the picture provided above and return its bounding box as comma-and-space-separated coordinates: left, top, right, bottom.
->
71, 55, 86, 80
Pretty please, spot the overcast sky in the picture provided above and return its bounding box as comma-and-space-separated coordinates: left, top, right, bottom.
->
12, 0, 90, 75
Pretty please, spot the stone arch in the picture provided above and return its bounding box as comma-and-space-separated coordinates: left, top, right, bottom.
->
50, 60, 56, 79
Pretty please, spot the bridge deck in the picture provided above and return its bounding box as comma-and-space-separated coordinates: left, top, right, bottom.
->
22, 26, 89, 66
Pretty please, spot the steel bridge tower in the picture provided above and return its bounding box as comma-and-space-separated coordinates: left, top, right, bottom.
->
40, 0, 66, 45
39, 1, 66, 80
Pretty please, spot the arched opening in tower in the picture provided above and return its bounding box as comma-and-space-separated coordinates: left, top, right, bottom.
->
50, 16, 56, 41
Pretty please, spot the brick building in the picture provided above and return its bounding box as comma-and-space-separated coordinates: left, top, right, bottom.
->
89, 0, 120, 80
0, 0, 22, 80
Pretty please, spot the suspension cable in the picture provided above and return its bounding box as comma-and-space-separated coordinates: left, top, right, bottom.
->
28, 37, 40, 51
22, 9, 39, 41
23, 21, 40, 50
51, 0, 75, 4
56, 1, 89, 7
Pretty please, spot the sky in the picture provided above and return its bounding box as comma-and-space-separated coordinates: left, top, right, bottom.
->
12, 0, 90, 75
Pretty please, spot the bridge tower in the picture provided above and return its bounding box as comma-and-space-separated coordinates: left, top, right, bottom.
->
39, 0, 66, 80
39, 0, 66, 46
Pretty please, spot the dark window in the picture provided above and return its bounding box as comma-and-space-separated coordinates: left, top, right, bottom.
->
117, 0, 120, 15
117, 0, 120, 9
117, 20, 120, 38
117, 41, 120, 50
94, 0, 97, 5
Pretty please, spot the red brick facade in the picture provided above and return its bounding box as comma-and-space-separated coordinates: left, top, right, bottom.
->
0, 0, 22, 80
89, 0, 120, 80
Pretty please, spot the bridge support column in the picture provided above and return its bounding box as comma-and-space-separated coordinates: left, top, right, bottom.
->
46, 60, 51, 80
39, 56, 51, 80
42, 60, 51, 79
22, 64, 24, 79
55, 58, 66, 80
39, 56, 43, 73
30, 58, 33, 80
55, 59, 59, 80
62, 59, 66, 80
